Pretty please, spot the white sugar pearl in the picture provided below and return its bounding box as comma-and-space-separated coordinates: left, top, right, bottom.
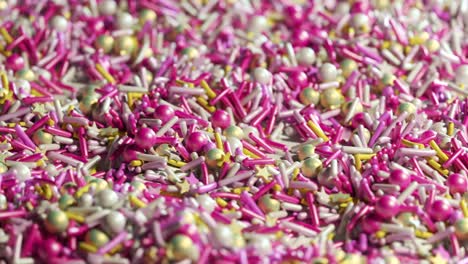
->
116, 12, 134, 29
248, 16, 268, 33
407, 7, 421, 22
99, 0, 117, 15
106, 211, 126, 233
253, 67, 272, 85
318, 63, 337, 82
336, 2, 350, 15
197, 195, 216, 213
227, 137, 242, 153
351, 13, 369, 28
455, 65, 468, 86
253, 236, 272, 255
79, 193, 93, 207
296, 47, 316, 66
9, 163, 31, 182
97, 189, 118, 208
214, 225, 234, 247
0, 194, 6, 210
45, 164, 58, 177
14, 80, 31, 98
50, 16, 68, 32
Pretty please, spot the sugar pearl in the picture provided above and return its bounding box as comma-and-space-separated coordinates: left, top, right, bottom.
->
98, 0, 117, 15
296, 47, 316, 66
106, 211, 126, 233
50, 15, 68, 32
116, 12, 134, 29
318, 63, 338, 82
248, 16, 268, 33
9, 163, 31, 182
197, 195, 216, 213
97, 189, 118, 208
253, 67, 272, 85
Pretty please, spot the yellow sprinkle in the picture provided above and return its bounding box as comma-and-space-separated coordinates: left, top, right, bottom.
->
415, 229, 433, 239
200, 80, 216, 99
427, 158, 449, 175
401, 139, 425, 149
375, 230, 386, 238
74, 184, 92, 198
42, 184, 52, 200
232, 187, 249, 194
355, 153, 376, 160
65, 212, 85, 223
242, 148, 259, 159
95, 63, 116, 84
447, 122, 454, 136
354, 155, 362, 171
130, 160, 143, 167
214, 132, 223, 149
0, 28, 13, 44
292, 167, 300, 179
79, 242, 98, 253
129, 195, 147, 208
25, 202, 34, 211
461, 200, 468, 217
225, 65, 232, 73
0, 72, 8, 90
216, 198, 227, 207
109, 244, 122, 255
429, 140, 449, 162
167, 159, 186, 168
307, 120, 329, 142
196, 96, 216, 112
273, 184, 282, 192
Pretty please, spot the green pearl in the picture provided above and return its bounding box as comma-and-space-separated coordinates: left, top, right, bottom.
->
182, 47, 199, 59
381, 73, 395, 86
131, 180, 147, 192
32, 129, 54, 145
79, 93, 99, 115
205, 148, 224, 167
320, 88, 344, 110
341, 100, 363, 117
58, 194, 75, 210
114, 36, 138, 56
299, 87, 320, 106
397, 102, 416, 116
455, 218, 468, 240
95, 35, 114, 54
139, 9, 157, 25
168, 234, 198, 261
297, 144, 315, 161
301, 157, 322, 178
224, 125, 244, 139
45, 209, 69, 233
15, 68, 35, 81
258, 194, 280, 213
85, 229, 110, 248
0, 162, 7, 174
88, 178, 108, 192
340, 59, 357, 78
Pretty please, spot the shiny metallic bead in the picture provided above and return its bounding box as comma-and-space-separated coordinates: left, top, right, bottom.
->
45, 209, 69, 233
297, 144, 315, 161
301, 157, 322, 178
299, 87, 320, 106
258, 194, 280, 213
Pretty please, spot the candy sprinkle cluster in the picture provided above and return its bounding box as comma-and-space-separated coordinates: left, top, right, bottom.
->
0, 0, 467, 263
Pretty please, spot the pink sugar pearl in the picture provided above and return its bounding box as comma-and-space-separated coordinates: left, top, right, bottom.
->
186, 132, 208, 152
135, 127, 157, 149
388, 170, 410, 189
211, 110, 231, 129
429, 199, 453, 222
447, 173, 467, 194
6, 54, 25, 71
154, 105, 175, 123
375, 195, 400, 219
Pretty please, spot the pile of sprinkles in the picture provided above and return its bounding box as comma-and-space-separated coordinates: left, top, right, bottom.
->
0, 0, 467, 263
